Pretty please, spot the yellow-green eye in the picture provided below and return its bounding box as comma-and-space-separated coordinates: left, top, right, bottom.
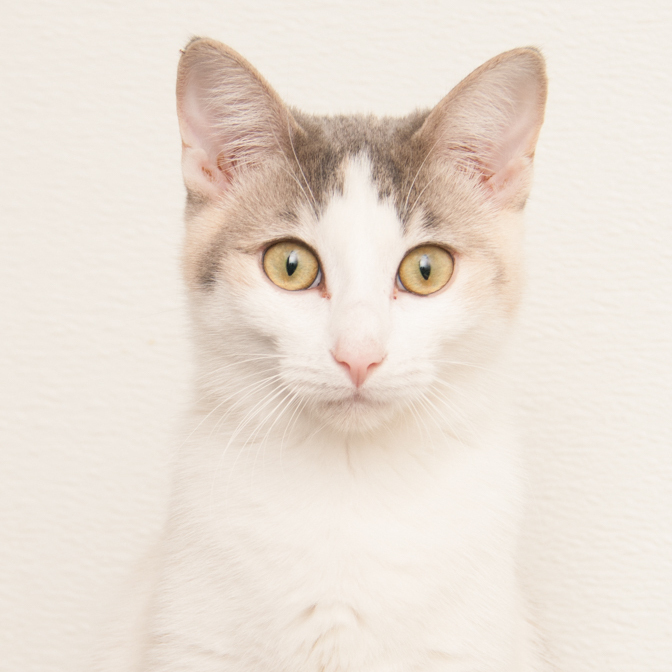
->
263, 240, 320, 291
397, 245, 454, 295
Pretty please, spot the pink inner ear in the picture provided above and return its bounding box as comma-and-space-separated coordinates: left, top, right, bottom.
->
176, 56, 259, 196
421, 49, 546, 206
485, 156, 530, 194
483, 91, 540, 196
177, 41, 297, 199
489, 83, 541, 176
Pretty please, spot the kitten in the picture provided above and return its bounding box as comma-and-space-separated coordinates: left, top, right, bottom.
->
139, 37, 548, 671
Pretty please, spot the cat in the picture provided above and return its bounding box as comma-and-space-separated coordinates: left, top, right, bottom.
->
124, 37, 548, 671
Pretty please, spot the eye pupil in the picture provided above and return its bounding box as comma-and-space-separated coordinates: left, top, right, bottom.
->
419, 254, 431, 280
286, 250, 299, 276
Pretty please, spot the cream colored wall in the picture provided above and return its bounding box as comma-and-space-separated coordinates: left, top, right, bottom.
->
2, 1, 670, 670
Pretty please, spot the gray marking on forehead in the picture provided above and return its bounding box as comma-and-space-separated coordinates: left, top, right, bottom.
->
420, 210, 442, 231
290, 110, 432, 225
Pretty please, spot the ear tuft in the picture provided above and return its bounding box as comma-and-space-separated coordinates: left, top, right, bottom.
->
176, 38, 297, 199
420, 48, 547, 207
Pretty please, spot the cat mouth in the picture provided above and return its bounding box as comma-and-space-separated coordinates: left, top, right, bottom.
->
321, 387, 391, 413
309, 389, 401, 433
336, 387, 380, 404
293, 379, 397, 427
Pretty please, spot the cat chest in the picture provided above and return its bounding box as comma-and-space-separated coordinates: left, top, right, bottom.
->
167, 517, 516, 672
196, 465, 508, 614
185, 435, 517, 596
162, 442, 520, 669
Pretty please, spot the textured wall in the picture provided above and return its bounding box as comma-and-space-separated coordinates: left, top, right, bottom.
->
1, 1, 670, 670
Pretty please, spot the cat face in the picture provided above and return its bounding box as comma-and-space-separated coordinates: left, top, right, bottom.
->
177, 39, 546, 434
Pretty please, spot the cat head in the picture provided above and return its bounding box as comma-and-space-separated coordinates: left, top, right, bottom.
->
176, 38, 546, 435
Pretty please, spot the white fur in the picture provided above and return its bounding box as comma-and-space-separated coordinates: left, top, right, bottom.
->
109, 158, 550, 672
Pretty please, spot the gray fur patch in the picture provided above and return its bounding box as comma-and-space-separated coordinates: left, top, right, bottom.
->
290, 110, 432, 226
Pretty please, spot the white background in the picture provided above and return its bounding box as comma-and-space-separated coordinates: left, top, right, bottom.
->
1, 1, 670, 670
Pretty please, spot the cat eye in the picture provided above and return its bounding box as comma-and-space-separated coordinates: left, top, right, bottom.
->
263, 240, 321, 291
397, 245, 454, 296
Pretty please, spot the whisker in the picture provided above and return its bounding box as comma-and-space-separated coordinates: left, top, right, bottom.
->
286, 115, 319, 218
211, 382, 289, 519
193, 354, 285, 384
199, 364, 283, 396
402, 137, 441, 221
250, 386, 299, 485
177, 372, 284, 458
425, 384, 483, 447
268, 120, 319, 219
280, 392, 310, 475
191, 369, 283, 414
406, 396, 436, 451
408, 171, 441, 218
205, 374, 284, 446
231, 385, 290, 486
417, 388, 467, 447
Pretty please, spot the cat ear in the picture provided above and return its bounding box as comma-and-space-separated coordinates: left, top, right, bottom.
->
420, 48, 547, 208
176, 38, 297, 199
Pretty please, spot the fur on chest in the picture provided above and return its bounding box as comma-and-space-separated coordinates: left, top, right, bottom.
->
153, 424, 523, 670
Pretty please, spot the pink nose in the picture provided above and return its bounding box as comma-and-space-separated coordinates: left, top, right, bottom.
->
332, 343, 385, 388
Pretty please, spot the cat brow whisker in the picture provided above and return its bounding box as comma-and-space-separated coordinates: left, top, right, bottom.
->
267, 121, 319, 219
407, 171, 442, 219
275, 164, 319, 215
285, 115, 319, 218
402, 137, 441, 221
